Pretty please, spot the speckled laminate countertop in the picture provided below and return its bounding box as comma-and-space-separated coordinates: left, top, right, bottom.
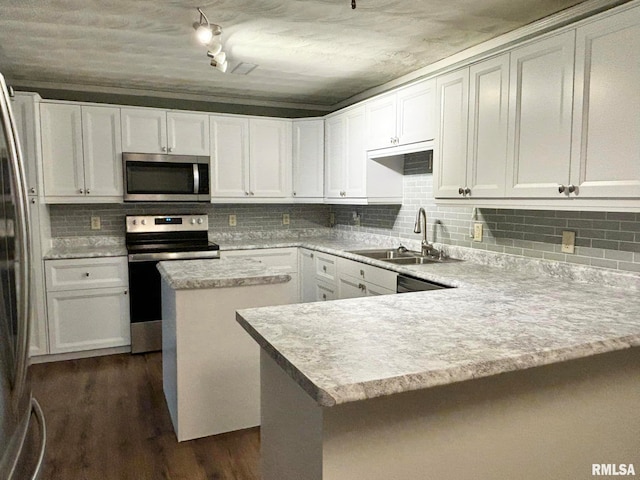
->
233, 239, 640, 407
157, 257, 291, 290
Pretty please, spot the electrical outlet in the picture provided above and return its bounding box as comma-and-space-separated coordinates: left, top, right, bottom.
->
561, 231, 576, 254
473, 223, 483, 242
90, 216, 101, 230
282, 213, 290, 225
229, 214, 237, 227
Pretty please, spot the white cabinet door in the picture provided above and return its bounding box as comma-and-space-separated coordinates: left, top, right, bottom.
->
570, 6, 640, 198
434, 68, 469, 198
315, 281, 337, 302
40, 103, 85, 198
82, 106, 123, 199
324, 114, 344, 198
12, 93, 40, 195
210, 115, 250, 198
292, 119, 324, 199
343, 106, 366, 198
337, 273, 367, 300
397, 79, 436, 144
121, 108, 167, 153
249, 118, 292, 198
366, 93, 397, 150
47, 287, 130, 354
505, 31, 575, 198
299, 248, 316, 303
167, 112, 210, 155
466, 54, 510, 198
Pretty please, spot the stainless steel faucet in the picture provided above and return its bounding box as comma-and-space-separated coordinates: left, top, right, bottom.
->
414, 207, 438, 257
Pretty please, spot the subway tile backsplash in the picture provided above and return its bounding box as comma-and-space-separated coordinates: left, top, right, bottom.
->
331, 151, 640, 273
48, 150, 640, 273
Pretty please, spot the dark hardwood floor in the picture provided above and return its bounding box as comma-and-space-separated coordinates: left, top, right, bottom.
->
30, 353, 261, 480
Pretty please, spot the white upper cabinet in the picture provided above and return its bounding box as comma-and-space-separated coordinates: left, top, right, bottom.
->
210, 115, 250, 198
167, 111, 210, 156
82, 106, 123, 198
210, 115, 292, 201
121, 108, 209, 155
570, 5, 640, 198
366, 79, 436, 151
41, 103, 122, 202
121, 108, 166, 153
41, 103, 84, 198
325, 106, 367, 201
11, 93, 41, 195
434, 55, 509, 199
434, 68, 469, 198
505, 31, 576, 198
249, 118, 292, 198
292, 119, 324, 201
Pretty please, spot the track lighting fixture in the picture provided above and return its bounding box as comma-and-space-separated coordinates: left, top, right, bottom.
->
193, 7, 228, 73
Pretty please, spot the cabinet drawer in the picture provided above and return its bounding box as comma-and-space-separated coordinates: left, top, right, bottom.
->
315, 253, 337, 283
221, 248, 298, 273
316, 281, 337, 302
45, 256, 128, 291
337, 257, 397, 291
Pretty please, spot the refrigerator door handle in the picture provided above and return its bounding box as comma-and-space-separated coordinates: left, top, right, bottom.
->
0, 78, 32, 402
29, 398, 46, 480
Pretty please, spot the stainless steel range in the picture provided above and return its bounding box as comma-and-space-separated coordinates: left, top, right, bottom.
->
126, 214, 220, 353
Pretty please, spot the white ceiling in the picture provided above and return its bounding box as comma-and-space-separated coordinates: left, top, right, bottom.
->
0, 0, 590, 110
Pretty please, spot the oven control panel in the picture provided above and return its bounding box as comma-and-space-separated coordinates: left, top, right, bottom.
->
126, 214, 208, 233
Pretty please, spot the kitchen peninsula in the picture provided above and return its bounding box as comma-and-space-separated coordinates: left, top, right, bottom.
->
158, 257, 294, 441
234, 247, 640, 480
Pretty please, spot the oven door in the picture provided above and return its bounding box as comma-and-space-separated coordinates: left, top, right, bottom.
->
128, 259, 162, 353
123, 153, 210, 202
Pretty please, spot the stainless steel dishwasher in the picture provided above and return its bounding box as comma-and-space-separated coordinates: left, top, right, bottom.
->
396, 274, 451, 293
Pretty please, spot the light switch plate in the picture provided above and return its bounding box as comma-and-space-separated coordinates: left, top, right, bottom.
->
282, 213, 290, 225
229, 214, 237, 227
90, 216, 101, 230
561, 231, 576, 254
473, 223, 483, 242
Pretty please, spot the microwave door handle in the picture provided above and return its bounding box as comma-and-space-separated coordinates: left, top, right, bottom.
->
193, 163, 199, 194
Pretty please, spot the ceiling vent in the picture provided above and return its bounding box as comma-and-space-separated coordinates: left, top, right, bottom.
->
231, 63, 258, 75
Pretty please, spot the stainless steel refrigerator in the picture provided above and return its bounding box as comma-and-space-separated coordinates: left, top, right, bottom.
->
0, 73, 46, 479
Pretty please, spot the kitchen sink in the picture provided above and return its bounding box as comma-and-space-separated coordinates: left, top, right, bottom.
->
348, 248, 419, 260
348, 248, 462, 265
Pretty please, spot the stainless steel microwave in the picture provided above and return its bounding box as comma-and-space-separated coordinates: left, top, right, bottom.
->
123, 152, 210, 202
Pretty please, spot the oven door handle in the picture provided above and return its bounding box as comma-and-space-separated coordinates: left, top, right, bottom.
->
128, 251, 220, 262
193, 163, 200, 194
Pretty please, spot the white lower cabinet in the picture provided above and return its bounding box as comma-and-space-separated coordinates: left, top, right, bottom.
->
44, 256, 130, 354
336, 257, 397, 299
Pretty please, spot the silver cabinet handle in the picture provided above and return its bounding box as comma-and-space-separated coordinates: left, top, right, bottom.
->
458, 187, 465, 195
86, 189, 90, 194
168, 147, 173, 153
250, 191, 255, 196
245, 191, 249, 195
310, 253, 314, 258
30, 187, 36, 194
323, 265, 327, 272
567, 184, 576, 194
293, 191, 296, 196
360, 269, 364, 277
161, 146, 167, 152
79, 188, 84, 194
322, 293, 327, 300
124, 289, 128, 295
464, 187, 471, 196
558, 184, 566, 194
358, 283, 366, 291
84, 272, 90, 277
390, 137, 395, 144
30, 197, 36, 204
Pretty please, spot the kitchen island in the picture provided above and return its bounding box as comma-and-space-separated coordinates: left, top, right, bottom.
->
158, 257, 294, 441
236, 258, 640, 480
